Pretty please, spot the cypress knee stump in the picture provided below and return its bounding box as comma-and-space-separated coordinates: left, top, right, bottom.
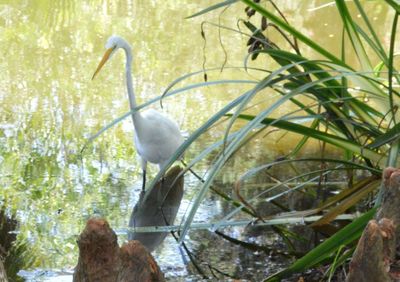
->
73, 218, 164, 282
347, 167, 400, 282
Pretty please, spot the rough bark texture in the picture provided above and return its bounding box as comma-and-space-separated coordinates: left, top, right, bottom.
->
347, 167, 400, 282
117, 241, 164, 281
73, 218, 164, 282
376, 167, 400, 243
347, 219, 394, 282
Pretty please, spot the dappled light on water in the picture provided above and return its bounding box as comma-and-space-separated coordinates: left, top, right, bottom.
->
0, 0, 395, 280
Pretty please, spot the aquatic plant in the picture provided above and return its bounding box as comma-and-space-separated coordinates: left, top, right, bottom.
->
89, 0, 399, 279
167, 0, 399, 280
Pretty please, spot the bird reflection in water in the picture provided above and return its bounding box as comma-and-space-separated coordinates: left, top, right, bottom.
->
128, 166, 184, 252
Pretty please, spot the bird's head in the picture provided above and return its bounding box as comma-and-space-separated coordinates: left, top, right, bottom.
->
92, 35, 131, 80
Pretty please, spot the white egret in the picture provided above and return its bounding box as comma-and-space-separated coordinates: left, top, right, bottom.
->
92, 35, 184, 191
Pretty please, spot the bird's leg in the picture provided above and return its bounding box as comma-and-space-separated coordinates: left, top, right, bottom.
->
140, 158, 148, 192
158, 163, 167, 188
141, 169, 146, 192
160, 175, 165, 188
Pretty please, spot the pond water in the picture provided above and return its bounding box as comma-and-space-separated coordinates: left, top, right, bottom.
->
0, 0, 396, 281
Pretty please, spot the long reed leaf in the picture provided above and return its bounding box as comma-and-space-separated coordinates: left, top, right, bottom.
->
335, 0, 373, 72
83, 79, 257, 150
236, 114, 384, 162
216, 166, 345, 228
354, 0, 387, 61
178, 66, 347, 242
239, 0, 343, 64
186, 0, 238, 19
385, 0, 400, 13
126, 214, 357, 233
265, 208, 376, 281
144, 90, 251, 202
386, 11, 400, 168
311, 178, 380, 226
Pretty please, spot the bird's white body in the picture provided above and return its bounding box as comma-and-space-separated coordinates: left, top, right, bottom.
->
93, 35, 184, 189
134, 108, 184, 170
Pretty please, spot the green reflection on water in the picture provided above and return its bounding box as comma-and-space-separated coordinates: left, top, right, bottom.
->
0, 0, 395, 274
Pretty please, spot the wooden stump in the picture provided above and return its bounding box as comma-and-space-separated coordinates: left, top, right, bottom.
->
346, 219, 394, 282
347, 167, 400, 281
73, 218, 164, 282
118, 241, 164, 281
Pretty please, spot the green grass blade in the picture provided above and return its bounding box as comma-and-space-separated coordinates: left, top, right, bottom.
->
354, 24, 387, 63
385, 0, 400, 13
370, 12, 399, 162
255, 48, 383, 124
241, 158, 381, 181
143, 91, 250, 202
83, 79, 257, 150
315, 176, 381, 211
178, 65, 386, 241
264, 208, 377, 281
125, 214, 357, 233
235, 114, 383, 163
369, 123, 400, 148
216, 159, 379, 227
239, 0, 343, 65
335, 0, 373, 72
179, 72, 382, 243
217, 166, 345, 227
354, 0, 387, 62
327, 245, 346, 282
186, 0, 238, 19
160, 66, 267, 105
81, 110, 133, 154
179, 130, 240, 179
385, 11, 399, 169
311, 179, 380, 226
288, 118, 320, 157
222, 60, 310, 149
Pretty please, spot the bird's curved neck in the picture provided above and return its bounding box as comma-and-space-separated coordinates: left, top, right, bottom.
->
123, 48, 136, 110
122, 46, 142, 128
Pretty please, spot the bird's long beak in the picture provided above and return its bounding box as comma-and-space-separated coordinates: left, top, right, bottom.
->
92, 47, 114, 80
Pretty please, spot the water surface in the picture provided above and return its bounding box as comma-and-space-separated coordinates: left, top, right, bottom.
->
0, 0, 395, 280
